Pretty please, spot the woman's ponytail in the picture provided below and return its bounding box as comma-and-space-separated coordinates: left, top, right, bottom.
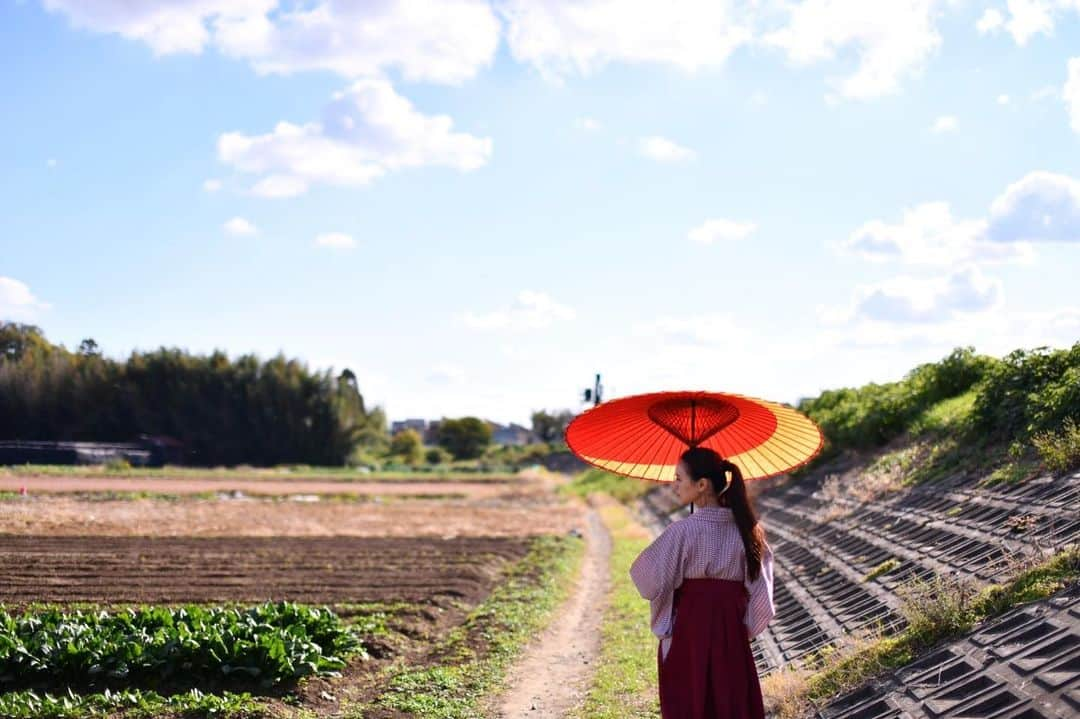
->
680, 448, 765, 582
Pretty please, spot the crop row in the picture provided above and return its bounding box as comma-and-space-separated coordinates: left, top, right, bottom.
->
0, 601, 361, 691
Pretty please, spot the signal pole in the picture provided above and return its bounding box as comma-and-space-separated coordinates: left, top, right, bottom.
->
583, 373, 603, 406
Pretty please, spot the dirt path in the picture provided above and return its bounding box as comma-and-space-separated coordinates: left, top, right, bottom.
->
494, 508, 612, 718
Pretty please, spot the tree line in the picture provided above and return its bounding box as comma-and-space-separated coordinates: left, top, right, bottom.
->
0, 323, 380, 466
0, 323, 581, 468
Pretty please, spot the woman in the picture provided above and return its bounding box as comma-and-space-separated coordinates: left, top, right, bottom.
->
629, 446, 775, 719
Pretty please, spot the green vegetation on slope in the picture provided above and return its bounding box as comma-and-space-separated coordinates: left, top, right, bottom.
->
797, 343, 1080, 480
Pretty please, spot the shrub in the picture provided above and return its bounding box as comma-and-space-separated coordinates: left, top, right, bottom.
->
1032, 418, 1080, 473
425, 446, 453, 465
799, 347, 992, 451
388, 428, 424, 465
971, 343, 1080, 438
896, 574, 977, 647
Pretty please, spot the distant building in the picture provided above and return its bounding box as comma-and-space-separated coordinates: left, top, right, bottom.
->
491, 422, 535, 446
389, 418, 534, 446
390, 418, 428, 436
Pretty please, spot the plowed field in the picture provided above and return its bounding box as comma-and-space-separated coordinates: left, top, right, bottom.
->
0, 534, 531, 605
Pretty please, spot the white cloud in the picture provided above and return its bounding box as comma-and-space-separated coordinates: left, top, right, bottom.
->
1003, 0, 1055, 45
997, 94, 1010, 105
218, 78, 492, 196
1065, 58, 1080, 133
975, 0, 1080, 46
818, 305, 1080, 354
831, 266, 1004, 324
500, 0, 753, 80
202, 178, 223, 192
688, 218, 757, 244
314, 232, 356, 250
43, 0, 498, 84
1031, 85, 1059, 102
764, 0, 942, 99
42, 0, 273, 55
839, 171, 1080, 266
460, 290, 575, 331
976, 8, 1005, 34
931, 115, 958, 133
638, 136, 695, 163
0, 277, 50, 320
576, 116, 601, 131
632, 314, 749, 347
748, 90, 769, 107
250, 174, 307, 198
217, 0, 499, 84
223, 216, 257, 236
46, 158, 58, 169
985, 171, 1080, 243
839, 202, 1033, 266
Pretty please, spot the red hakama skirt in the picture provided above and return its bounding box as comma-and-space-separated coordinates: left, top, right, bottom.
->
657, 578, 765, 719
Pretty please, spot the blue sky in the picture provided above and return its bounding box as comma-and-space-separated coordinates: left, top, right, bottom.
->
2, 1, 1079, 424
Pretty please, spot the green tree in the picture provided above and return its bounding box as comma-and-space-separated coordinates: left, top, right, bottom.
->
0, 325, 385, 466
425, 446, 453, 465
389, 428, 424, 465
531, 409, 574, 443
437, 417, 493, 460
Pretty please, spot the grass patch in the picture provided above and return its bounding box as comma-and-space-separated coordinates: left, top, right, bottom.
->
347, 534, 585, 718
561, 468, 653, 505
1032, 418, 1080, 474
862, 559, 900, 583
574, 501, 659, 719
910, 390, 977, 436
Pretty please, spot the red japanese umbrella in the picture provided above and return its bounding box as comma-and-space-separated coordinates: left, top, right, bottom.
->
565, 390, 824, 482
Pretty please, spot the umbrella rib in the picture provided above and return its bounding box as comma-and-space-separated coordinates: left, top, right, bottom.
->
725, 416, 768, 479
579, 408, 653, 474
571, 401, 644, 451
608, 412, 673, 478
587, 410, 656, 465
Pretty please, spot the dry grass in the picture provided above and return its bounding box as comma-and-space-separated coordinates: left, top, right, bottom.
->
817, 459, 907, 522
760, 666, 811, 719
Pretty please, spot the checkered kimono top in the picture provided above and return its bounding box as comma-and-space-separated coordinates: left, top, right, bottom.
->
629, 505, 775, 641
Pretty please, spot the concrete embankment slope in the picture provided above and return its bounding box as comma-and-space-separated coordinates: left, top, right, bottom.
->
638, 463, 1080, 718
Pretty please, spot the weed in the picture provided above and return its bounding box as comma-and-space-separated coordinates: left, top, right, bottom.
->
760, 666, 811, 719
897, 573, 979, 648
1032, 418, 1080, 473
863, 559, 901, 583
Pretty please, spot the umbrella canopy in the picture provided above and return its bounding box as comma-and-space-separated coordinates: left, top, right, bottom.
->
565, 390, 824, 482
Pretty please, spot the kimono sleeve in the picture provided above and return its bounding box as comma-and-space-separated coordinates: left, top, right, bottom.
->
744, 542, 775, 639
629, 524, 684, 601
